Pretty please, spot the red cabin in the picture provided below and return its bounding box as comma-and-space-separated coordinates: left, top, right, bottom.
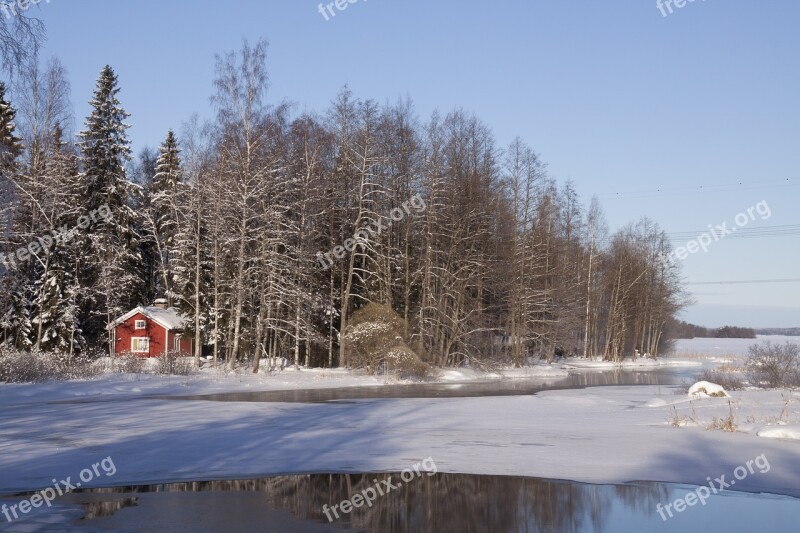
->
108, 300, 193, 357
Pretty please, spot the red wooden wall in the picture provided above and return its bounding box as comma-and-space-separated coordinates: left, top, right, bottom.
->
113, 312, 192, 357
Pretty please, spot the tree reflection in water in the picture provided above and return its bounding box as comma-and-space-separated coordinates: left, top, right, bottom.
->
74, 473, 670, 532
81, 496, 138, 520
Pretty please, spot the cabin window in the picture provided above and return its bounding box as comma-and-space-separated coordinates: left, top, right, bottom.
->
131, 337, 150, 353
134, 319, 146, 330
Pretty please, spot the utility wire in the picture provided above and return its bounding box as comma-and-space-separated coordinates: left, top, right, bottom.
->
597, 224, 800, 245
687, 279, 800, 286
596, 177, 795, 199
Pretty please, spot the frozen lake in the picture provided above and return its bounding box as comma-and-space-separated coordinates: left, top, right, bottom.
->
673, 335, 798, 358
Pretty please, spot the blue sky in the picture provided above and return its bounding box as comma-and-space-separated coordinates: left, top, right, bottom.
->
28, 0, 800, 327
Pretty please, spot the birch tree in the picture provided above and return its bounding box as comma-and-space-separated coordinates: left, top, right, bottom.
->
211, 40, 272, 369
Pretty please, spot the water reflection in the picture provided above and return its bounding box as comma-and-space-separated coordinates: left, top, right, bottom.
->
40, 473, 797, 533
81, 495, 138, 520
157, 370, 678, 404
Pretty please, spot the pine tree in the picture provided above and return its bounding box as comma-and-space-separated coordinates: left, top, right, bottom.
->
0, 81, 22, 170
78, 65, 144, 348
0, 80, 29, 348
149, 130, 182, 303
132, 148, 160, 304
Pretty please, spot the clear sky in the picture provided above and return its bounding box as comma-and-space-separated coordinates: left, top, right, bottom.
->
26, 0, 800, 328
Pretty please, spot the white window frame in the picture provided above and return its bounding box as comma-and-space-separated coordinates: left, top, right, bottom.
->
134, 319, 147, 330
131, 337, 150, 354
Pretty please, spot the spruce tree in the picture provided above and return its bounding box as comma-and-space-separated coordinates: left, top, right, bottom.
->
0, 80, 29, 348
149, 130, 182, 303
78, 65, 144, 347
0, 81, 22, 170
134, 148, 160, 305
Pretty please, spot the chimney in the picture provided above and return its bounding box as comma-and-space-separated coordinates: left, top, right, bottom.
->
153, 298, 168, 310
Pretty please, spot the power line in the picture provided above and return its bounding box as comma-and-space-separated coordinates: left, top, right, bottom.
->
687, 279, 800, 286
664, 224, 800, 238
597, 224, 800, 245
596, 177, 795, 199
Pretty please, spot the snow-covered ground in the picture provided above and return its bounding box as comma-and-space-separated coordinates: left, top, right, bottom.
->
0, 367, 403, 407
0, 353, 700, 408
1, 337, 798, 502
0, 391, 797, 498
0, 380, 798, 498
0, 361, 573, 407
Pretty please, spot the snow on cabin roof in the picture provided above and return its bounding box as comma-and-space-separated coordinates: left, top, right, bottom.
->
141, 306, 187, 330
108, 306, 188, 331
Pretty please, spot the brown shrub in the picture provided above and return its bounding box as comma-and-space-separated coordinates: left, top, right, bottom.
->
344, 303, 431, 378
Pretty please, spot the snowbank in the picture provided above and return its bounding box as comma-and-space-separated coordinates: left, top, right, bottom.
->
757, 425, 800, 440
688, 381, 730, 398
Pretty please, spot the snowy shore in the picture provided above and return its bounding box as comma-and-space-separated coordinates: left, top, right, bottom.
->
1, 361, 798, 500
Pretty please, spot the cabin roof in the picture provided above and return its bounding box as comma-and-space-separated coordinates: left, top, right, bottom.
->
108, 306, 188, 331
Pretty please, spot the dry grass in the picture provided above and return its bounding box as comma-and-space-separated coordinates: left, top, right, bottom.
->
780, 394, 792, 422
715, 362, 744, 373
669, 399, 740, 432
762, 394, 795, 424
707, 415, 737, 432
668, 402, 699, 427
671, 351, 740, 361
706, 401, 738, 432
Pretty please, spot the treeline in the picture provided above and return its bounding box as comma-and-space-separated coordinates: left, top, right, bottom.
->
715, 326, 756, 339
756, 328, 800, 336
669, 320, 756, 339
0, 41, 686, 369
